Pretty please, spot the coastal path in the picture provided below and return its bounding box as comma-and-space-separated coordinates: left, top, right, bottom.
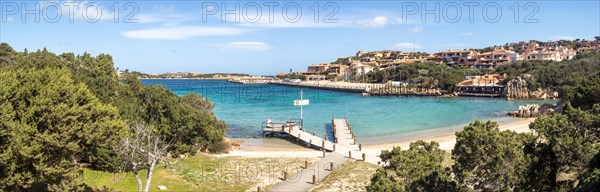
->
263, 116, 381, 191
266, 152, 347, 192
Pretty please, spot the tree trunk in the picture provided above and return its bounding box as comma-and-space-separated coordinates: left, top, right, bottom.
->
134, 170, 143, 192
143, 161, 157, 192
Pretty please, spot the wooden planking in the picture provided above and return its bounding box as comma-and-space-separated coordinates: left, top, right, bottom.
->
264, 117, 378, 191
286, 118, 361, 160
261, 117, 366, 161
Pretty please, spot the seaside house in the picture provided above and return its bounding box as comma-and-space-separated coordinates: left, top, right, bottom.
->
455, 74, 506, 97
555, 46, 577, 60
523, 51, 561, 61
302, 63, 330, 80
477, 48, 519, 65
426, 53, 445, 64
578, 45, 600, 53
360, 57, 377, 62
522, 46, 576, 62
306, 63, 330, 74
276, 72, 286, 78
301, 63, 351, 80
391, 51, 411, 60
366, 52, 384, 58
344, 63, 374, 82
438, 49, 479, 66
521, 40, 542, 53
326, 64, 349, 78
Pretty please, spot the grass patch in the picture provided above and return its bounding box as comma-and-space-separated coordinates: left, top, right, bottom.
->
83, 154, 315, 192
310, 160, 380, 192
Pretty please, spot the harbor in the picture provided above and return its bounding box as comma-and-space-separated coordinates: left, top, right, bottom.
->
270, 80, 449, 97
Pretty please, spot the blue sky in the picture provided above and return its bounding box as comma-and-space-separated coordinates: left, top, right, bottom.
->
1, 0, 599, 75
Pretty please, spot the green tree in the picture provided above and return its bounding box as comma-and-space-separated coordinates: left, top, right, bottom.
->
367, 169, 404, 192
181, 92, 215, 111
524, 110, 600, 190
0, 67, 126, 191
368, 141, 455, 192
66, 53, 120, 104
452, 121, 531, 191
115, 75, 226, 155
0, 42, 16, 65
576, 151, 600, 191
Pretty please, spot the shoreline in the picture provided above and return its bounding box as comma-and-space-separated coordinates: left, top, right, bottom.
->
357, 116, 520, 146
364, 117, 536, 151
222, 117, 537, 158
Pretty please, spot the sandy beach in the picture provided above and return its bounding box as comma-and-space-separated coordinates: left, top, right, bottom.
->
218, 118, 537, 160
364, 117, 536, 151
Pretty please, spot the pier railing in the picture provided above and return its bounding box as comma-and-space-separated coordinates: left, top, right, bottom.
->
261, 119, 303, 137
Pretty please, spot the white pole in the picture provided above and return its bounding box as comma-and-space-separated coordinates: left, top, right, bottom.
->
300, 90, 303, 120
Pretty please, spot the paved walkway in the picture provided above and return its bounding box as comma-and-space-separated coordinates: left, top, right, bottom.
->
266, 153, 347, 192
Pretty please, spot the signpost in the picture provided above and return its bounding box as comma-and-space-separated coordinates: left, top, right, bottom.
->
294, 90, 309, 121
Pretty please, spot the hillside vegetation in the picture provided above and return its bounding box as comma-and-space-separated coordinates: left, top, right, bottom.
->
0, 43, 227, 191
367, 53, 600, 191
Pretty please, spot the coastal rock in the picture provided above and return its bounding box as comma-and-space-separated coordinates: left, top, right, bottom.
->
508, 104, 556, 118
504, 76, 558, 100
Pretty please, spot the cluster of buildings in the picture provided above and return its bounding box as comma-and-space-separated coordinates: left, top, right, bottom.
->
575, 39, 600, 52
294, 39, 600, 81
150, 72, 203, 78
132, 72, 204, 78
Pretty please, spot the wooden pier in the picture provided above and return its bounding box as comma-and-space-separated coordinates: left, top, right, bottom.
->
265, 116, 366, 192
262, 116, 361, 158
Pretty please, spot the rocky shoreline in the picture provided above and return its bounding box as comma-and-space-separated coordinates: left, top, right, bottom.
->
507, 103, 558, 118
504, 76, 559, 100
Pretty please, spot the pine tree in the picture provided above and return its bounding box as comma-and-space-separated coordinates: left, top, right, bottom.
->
0, 67, 126, 191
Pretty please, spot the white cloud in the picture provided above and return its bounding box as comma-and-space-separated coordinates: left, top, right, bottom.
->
131, 6, 197, 25
355, 16, 390, 28
553, 35, 575, 40
135, 13, 191, 25
410, 26, 423, 33
393, 42, 423, 49
121, 26, 250, 40
134, 14, 167, 24
237, 18, 350, 28
461, 32, 474, 36
236, 16, 399, 29
221, 42, 272, 52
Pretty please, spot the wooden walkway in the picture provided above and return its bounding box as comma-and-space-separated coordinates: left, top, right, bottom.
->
264, 116, 375, 192
265, 117, 366, 161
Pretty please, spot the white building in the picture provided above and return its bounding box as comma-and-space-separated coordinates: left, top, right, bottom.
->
344, 63, 374, 81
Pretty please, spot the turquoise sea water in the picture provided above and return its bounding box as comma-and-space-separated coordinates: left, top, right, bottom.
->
142, 79, 553, 143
